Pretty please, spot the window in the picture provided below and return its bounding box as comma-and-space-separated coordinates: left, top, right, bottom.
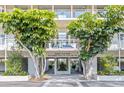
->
58, 32, 67, 40
117, 58, 124, 71
108, 34, 118, 50
0, 59, 5, 73
57, 58, 68, 71
120, 34, 124, 49
73, 9, 85, 18
55, 9, 71, 18
0, 6, 4, 12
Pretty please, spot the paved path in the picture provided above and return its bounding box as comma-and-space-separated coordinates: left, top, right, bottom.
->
42, 75, 124, 87
42, 75, 83, 87
1, 75, 124, 87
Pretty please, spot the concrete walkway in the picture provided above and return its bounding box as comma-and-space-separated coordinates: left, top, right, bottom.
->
42, 74, 84, 87
42, 74, 124, 87
1, 74, 124, 87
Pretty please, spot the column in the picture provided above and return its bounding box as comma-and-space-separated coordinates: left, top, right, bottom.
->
54, 58, 57, 75
70, 5, 73, 18
68, 58, 71, 74
46, 59, 49, 71
52, 5, 54, 12
68, 35, 71, 45
91, 5, 95, 14
30, 5, 33, 9
4, 5, 7, 72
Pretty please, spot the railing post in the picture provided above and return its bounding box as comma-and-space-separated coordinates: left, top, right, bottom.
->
70, 5, 73, 18
52, 5, 54, 12
92, 5, 95, 14
30, 5, 33, 9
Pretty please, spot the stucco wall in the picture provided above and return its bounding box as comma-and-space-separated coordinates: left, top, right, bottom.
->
28, 58, 36, 76
0, 63, 5, 72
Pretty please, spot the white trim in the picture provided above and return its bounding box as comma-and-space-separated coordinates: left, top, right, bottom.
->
0, 76, 29, 82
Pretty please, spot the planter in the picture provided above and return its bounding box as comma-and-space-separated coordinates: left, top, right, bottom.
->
0, 76, 29, 82
97, 75, 124, 81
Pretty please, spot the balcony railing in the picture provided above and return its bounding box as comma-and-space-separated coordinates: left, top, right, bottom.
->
55, 9, 92, 18
0, 35, 18, 50
46, 39, 79, 49
1, 34, 124, 51
55, 9, 71, 18
94, 9, 106, 16
73, 9, 92, 18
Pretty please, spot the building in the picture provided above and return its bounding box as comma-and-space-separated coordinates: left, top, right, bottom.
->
0, 5, 124, 78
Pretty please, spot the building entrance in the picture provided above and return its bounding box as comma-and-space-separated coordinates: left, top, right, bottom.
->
45, 58, 82, 75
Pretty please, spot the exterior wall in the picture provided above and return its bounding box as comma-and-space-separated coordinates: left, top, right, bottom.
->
0, 5, 123, 76
0, 63, 5, 72
28, 58, 36, 76
91, 57, 97, 76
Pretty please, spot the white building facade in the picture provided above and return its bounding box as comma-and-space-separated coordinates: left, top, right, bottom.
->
0, 4, 124, 78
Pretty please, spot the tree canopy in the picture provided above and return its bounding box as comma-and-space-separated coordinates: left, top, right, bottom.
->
67, 5, 124, 62
0, 8, 57, 55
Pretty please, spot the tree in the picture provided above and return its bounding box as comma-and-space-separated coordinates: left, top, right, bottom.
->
0, 8, 57, 78
67, 5, 124, 79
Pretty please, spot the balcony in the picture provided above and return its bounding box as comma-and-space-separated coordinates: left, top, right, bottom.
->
73, 9, 92, 18
46, 39, 79, 51
0, 35, 17, 50
1, 34, 124, 52
55, 9, 71, 19
94, 9, 106, 17
55, 9, 92, 19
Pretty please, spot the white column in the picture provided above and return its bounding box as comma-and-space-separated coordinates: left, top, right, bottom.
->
46, 59, 49, 71
68, 58, 71, 74
4, 35, 7, 61
52, 5, 54, 12
70, 5, 73, 18
4, 5, 7, 72
68, 35, 71, 45
30, 5, 33, 9
91, 5, 95, 14
54, 58, 57, 75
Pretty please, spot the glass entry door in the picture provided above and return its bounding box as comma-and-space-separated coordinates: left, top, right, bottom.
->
57, 59, 68, 71
55, 58, 71, 74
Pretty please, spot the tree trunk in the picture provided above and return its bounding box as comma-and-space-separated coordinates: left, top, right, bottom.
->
41, 54, 47, 76
16, 39, 40, 78
81, 61, 86, 76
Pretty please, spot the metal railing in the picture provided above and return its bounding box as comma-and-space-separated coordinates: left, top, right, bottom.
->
1, 35, 124, 51
0, 36, 18, 50
46, 39, 79, 49
73, 9, 92, 18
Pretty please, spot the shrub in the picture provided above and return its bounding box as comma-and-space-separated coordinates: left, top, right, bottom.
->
98, 54, 117, 75
3, 52, 28, 76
